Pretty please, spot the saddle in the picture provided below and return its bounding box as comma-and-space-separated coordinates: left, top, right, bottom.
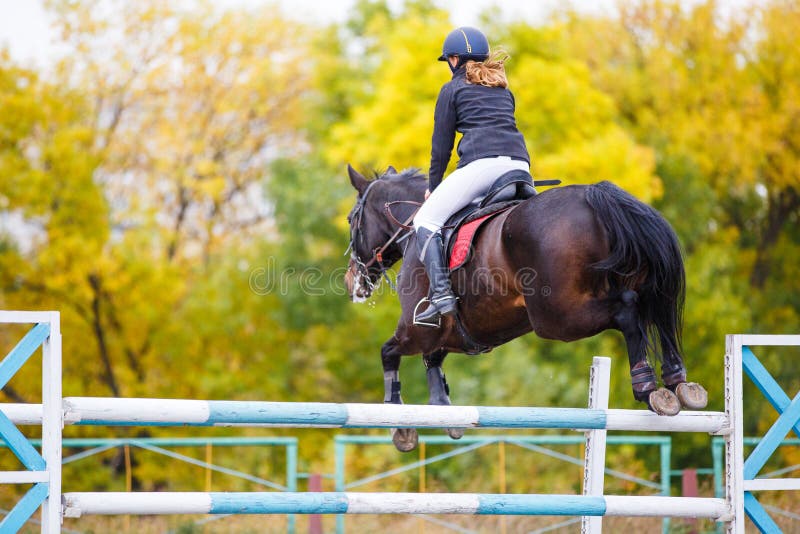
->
443, 169, 537, 271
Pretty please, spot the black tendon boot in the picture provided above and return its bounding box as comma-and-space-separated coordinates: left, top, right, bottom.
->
415, 227, 458, 325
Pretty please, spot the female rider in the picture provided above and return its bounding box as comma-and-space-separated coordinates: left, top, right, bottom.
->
413, 27, 530, 325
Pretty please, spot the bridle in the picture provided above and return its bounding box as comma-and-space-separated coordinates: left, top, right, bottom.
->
346, 181, 420, 292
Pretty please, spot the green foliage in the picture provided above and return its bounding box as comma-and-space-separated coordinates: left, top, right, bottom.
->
263, 157, 351, 329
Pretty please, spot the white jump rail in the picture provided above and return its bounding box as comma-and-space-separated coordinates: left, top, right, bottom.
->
61, 491, 730, 519
2, 398, 728, 433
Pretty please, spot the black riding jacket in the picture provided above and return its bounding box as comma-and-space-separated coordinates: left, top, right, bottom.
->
428, 65, 530, 191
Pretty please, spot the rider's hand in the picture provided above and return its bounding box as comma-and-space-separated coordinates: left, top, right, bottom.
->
424, 189, 431, 200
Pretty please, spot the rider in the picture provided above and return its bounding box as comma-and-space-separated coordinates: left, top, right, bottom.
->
413, 26, 530, 325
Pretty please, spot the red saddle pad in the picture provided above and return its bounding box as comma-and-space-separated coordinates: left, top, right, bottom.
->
448, 214, 494, 271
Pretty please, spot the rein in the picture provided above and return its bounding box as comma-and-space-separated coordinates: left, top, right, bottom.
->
364, 201, 421, 268
384, 200, 421, 230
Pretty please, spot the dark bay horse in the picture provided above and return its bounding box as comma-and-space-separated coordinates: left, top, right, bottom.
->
344, 165, 707, 452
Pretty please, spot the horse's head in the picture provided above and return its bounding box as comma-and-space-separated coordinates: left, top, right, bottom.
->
344, 164, 426, 302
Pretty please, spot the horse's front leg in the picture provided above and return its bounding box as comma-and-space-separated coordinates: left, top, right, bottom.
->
382, 336, 418, 452
423, 350, 464, 440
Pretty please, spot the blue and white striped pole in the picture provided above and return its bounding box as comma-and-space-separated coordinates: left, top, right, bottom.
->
62, 492, 730, 519
2, 398, 728, 434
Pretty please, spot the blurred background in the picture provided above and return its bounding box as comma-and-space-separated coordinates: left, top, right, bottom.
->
0, 0, 798, 531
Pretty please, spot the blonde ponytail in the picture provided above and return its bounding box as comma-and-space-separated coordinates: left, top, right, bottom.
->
465, 50, 509, 88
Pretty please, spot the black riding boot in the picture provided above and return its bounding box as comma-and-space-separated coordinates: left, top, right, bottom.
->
415, 227, 458, 325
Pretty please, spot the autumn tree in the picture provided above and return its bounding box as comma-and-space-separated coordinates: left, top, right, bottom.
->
1, 0, 316, 398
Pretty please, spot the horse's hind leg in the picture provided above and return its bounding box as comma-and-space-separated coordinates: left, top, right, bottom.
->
382, 336, 418, 452
658, 332, 708, 410
423, 350, 463, 440
614, 290, 680, 415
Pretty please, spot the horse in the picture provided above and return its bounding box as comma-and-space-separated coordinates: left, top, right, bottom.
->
344, 164, 708, 452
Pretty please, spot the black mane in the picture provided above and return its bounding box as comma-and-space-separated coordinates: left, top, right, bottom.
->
371, 167, 426, 183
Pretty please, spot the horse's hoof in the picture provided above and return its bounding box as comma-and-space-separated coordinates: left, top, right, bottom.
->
676, 382, 708, 410
446, 427, 464, 440
391, 428, 419, 452
648, 388, 681, 416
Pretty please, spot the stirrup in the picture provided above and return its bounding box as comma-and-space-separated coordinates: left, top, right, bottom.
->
413, 297, 441, 328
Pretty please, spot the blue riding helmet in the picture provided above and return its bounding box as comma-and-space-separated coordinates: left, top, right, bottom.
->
438, 27, 490, 63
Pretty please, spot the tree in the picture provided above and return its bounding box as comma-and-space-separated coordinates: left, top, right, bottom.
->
1, 0, 316, 399
326, 2, 454, 171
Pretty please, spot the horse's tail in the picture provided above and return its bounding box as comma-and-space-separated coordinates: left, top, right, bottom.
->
584, 181, 685, 361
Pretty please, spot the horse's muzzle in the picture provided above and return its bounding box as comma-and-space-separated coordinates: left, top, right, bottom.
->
345, 260, 370, 302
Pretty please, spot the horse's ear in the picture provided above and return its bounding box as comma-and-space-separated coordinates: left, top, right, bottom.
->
347, 164, 370, 194
386, 165, 397, 174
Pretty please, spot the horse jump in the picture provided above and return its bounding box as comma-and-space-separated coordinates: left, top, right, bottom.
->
1, 311, 798, 533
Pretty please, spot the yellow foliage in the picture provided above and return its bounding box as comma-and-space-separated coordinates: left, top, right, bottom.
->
0, 0, 318, 401
512, 56, 616, 154
327, 8, 453, 171
535, 126, 660, 202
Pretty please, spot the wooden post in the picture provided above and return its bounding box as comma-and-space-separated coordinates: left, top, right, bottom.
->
308, 473, 323, 534
681, 468, 699, 533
